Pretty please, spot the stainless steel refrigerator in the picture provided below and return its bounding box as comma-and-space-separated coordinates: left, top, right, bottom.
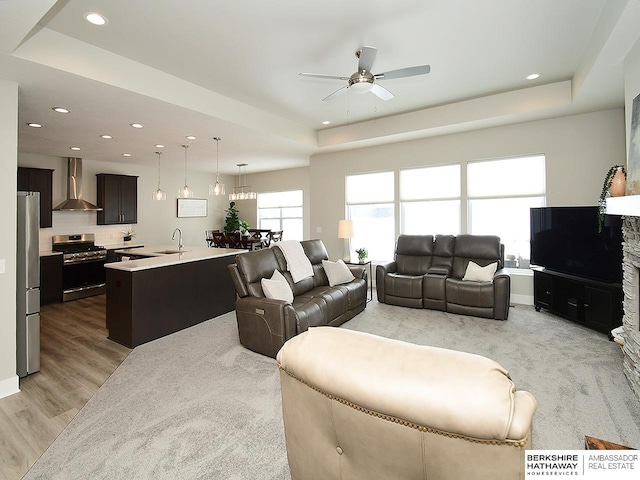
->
16, 191, 40, 377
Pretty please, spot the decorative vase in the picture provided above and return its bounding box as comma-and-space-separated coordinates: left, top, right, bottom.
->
609, 167, 626, 197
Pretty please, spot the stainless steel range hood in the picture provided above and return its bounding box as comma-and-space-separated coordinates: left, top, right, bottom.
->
53, 158, 102, 211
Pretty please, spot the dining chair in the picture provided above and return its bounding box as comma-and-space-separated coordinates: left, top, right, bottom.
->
226, 231, 246, 249
205, 229, 219, 247
211, 231, 227, 248
248, 229, 272, 249
268, 230, 283, 243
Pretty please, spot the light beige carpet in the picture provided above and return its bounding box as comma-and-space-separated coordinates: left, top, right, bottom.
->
23, 300, 640, 479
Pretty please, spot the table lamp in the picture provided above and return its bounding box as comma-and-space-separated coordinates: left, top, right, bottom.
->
338, 220, 354, 262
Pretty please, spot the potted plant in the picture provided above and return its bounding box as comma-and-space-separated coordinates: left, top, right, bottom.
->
355, 247, 368, 263
122, 227, 136, 243
224, 201, 249, 234
598, 165, 626, 232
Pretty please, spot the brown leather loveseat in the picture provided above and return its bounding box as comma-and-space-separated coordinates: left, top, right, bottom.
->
377, 234, 510, 319
228, 239, 367, 357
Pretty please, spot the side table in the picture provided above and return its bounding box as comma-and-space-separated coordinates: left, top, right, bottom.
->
346, 260, 373, 303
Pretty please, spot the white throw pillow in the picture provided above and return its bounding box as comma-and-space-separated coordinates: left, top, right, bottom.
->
322, 259, 355, 286
462, 261, 498, 282
261, 269, 293, 303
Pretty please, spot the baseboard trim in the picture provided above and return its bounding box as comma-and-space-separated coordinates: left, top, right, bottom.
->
0, 375, 20, 400
510, 294, 534, 306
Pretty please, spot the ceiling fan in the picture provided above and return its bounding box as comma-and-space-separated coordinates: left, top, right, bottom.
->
299, 46, 430, 102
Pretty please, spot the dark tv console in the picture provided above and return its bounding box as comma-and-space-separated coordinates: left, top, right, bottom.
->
533, 267, 622, 336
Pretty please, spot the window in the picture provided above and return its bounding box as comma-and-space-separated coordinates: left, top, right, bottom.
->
467, 155, 546, 268
257, 190, 303, 241
346, 171, 395, 261
400, 164, 460, 235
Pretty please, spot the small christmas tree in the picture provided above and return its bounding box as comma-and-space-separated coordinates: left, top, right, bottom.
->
224, 202, 249, 233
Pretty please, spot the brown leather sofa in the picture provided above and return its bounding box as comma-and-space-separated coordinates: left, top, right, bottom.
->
278, 327, 536, 480
228, 239, 367, 357
377, 234, 511, 319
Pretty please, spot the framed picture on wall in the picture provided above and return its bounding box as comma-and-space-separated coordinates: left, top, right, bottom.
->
627, 93, 640, 195
177, 198, 207, 218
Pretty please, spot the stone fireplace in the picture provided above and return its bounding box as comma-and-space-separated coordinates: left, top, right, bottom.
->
621, 216, 640, 401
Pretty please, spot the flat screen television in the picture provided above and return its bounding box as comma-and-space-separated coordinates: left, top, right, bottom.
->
530, 206, 623, 284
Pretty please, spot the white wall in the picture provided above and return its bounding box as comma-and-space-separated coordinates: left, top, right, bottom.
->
236, 167, 311, 239
0, 80, 19, 398
308, 109, 626, 262
17, 153, 234, 250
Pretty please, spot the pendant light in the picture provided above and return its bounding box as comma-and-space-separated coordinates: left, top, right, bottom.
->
152, 151, 166, 200
178, 144, 194, 198
229, 163, 257, 200
208, 136, 225, 195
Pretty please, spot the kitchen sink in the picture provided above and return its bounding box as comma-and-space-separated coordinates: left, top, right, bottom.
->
152, 249, 190, 255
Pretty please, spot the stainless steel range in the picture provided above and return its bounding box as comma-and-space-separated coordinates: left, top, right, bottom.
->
52, 233, 107, 301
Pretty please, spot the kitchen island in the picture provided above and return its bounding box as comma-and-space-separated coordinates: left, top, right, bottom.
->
105, 245, 245, 348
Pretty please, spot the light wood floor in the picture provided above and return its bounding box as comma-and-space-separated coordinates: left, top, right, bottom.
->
0, 295, 130, 480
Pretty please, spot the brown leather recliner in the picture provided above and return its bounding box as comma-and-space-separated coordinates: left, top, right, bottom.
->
228, 239, 367, 357
377, 234, 510, 320
278, 327, 536, 480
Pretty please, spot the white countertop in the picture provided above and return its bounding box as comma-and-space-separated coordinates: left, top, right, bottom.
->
39, 250, 63, 257
104, 245, 245, 272
102, 242, 145, 250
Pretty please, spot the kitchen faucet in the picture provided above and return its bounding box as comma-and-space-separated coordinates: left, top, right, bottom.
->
172, 228, 184, 251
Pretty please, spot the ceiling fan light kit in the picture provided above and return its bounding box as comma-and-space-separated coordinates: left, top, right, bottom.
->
300, 46, 430, 102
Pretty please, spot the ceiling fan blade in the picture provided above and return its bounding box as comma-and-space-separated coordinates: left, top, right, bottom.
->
375, 65, 431, 80
358, 46, 377, 73
322, 85, 349, 102
371, 83, 394, 101
299, 73, 349, 80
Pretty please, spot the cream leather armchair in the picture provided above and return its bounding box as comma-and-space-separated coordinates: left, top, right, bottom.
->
277, 327, 537, 480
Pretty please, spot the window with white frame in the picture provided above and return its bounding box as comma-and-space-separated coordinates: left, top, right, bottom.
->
346, 171, 395, 262
467, 155, 546, 268
257, 190, 303, 241
400, 164, 461, 235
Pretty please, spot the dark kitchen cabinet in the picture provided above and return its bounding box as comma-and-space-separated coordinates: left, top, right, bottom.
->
17, 167, 54, 228
96, 174, 138, 225
40, 253, 63, 304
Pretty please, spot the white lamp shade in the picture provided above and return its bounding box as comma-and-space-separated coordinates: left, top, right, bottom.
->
338, 220, 354, 239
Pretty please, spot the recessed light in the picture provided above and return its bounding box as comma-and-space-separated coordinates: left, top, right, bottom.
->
100, 134, 113, 139
52, 107, 70, 114
322, 120, 331, 125
84, 12, 108, 26
526, 73, 540, 80
27, 123, 43, 128
154, 144, 165, 148
122, 153, 132, 157
70, 146, 81, 151
186, 135, 196, 140
130, 123, 144, 129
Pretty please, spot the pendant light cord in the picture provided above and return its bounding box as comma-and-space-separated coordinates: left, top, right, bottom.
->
156, 151, 162, 188
182, 144, 189, 184
214, 137, 221, 181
